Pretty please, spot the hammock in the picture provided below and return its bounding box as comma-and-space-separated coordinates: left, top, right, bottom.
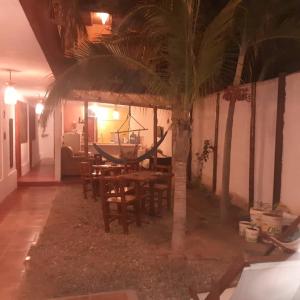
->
113, 106, 148, 160
93, 128, 169, 164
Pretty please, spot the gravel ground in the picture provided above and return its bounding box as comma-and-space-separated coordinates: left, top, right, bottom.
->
18, 185, 238, 300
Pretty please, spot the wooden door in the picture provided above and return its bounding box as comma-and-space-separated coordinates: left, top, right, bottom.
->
15, 103, 21, 177
29, 106, 36, 169
88, 117, 97, 143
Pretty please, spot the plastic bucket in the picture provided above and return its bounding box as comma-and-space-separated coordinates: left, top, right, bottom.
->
250, 208, 264, 227
261, 213, 283, 236
239, 221, 252, 237
245, 227, 259, 243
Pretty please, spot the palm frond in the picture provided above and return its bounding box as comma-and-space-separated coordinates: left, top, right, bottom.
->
196, 0, 241, 93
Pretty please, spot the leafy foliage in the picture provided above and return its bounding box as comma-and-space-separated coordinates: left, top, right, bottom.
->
230, 0, 300, 84
42, 0, 241, 125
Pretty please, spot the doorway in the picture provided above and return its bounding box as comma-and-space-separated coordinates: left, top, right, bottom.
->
88, 116, 97, 143
15, 102, 22, 178
29, 105, 35, 169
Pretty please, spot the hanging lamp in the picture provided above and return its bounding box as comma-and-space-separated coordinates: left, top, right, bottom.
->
4, 70, 18, 105
96, 12, 110, 25
112, 105, 120, 120
35, 101, 44, 115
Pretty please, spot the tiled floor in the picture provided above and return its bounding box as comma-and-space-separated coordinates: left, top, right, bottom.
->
0, 186, 58, 299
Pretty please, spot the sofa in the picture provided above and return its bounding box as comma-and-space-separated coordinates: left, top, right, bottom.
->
61, 146, 87, 176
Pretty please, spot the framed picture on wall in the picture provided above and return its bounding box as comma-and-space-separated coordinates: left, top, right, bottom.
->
29, 106, 36, 140
19, 102, 28, 143
9, 119, 14, 168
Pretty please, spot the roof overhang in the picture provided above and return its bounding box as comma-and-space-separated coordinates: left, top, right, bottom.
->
67, 89, 172, 110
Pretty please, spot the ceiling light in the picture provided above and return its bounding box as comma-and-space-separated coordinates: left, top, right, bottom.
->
97, 107, 109, 120
112, 106, 120, 120
96, 12, 110, 25
35, 102, 44, 115
4, 70, 18, 105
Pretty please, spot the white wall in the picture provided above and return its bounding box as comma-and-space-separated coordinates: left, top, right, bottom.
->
281, 73, 300, 214
130, 107, 172, 157
38, 112, 54, 160
254, 79, 277, 208
157, 108, 172, 157
192, 72, 300, 214
192, 94, 216, 187
0, 92, 17, 203
229, 85, 251, 207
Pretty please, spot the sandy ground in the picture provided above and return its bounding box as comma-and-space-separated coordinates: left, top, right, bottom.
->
18, 184, 257, 300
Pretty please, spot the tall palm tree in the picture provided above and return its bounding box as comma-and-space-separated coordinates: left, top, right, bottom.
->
220, 0, 300, 221
42, 0, 241, 254
50, 0, 87, 53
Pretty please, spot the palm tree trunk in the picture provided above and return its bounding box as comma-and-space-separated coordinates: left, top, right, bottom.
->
171, 106, 190, 254
221, 36, 247, 222
221, 98, 236, 221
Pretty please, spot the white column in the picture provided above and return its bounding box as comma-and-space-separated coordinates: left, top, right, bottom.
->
54, 103, 62, 181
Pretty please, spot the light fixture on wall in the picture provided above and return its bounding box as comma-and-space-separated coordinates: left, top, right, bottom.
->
4, 70, 18, 105
97, 107, 109, 120
112, 105, 120, 120
96, 12, 110, 25
35, 102, 45, 115
35, 94, 45, 115
89, 104, 109, 120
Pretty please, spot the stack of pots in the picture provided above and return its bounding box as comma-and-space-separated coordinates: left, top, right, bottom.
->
260, 212, 283, 236
239, 206, 283, 243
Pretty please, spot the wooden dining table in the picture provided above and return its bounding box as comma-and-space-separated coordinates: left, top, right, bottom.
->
91, 164, 125, 198
92, 164, 124, 176
119, 170, 172, 216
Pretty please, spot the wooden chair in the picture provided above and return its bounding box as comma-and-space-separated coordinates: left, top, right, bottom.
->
124, 161, 140, 173
94, 154, 104, 165
79, 161, 97, 200
153, 165, 172, 214
100, 176, 141, 234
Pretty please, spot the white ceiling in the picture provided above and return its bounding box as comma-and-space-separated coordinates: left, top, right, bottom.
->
0, 0, 52, 101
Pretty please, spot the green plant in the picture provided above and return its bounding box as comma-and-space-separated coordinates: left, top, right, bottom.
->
195, 139, 214, 182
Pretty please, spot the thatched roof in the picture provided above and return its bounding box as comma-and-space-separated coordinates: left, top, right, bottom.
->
67, 89, 172, 109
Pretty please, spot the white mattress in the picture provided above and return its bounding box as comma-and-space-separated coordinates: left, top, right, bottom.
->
194, 259, 300, 300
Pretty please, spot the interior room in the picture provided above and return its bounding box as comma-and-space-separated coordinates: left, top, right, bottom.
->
61, 100, 172, 177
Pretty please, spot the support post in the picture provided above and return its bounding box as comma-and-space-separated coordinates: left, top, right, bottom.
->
84, 101, 89, 158
153, 106, 158, 168
212, 93, 220, 193
249, 83, 256, 209
187, 105, 193, 184
54, 103, 62, 181
273, 73, 286, 208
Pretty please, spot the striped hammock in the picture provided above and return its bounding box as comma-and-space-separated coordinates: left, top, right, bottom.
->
93, 129, 169, 164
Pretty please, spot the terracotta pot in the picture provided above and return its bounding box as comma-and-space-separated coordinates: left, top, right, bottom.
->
239, 221, 252, 237
250, 208, 264, 227
261, 213, 283, 237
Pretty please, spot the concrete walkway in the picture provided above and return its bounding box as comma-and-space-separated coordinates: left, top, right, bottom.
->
0, 186, 57, 299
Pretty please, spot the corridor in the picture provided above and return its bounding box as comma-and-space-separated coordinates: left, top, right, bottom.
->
0, 186, 57, 299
